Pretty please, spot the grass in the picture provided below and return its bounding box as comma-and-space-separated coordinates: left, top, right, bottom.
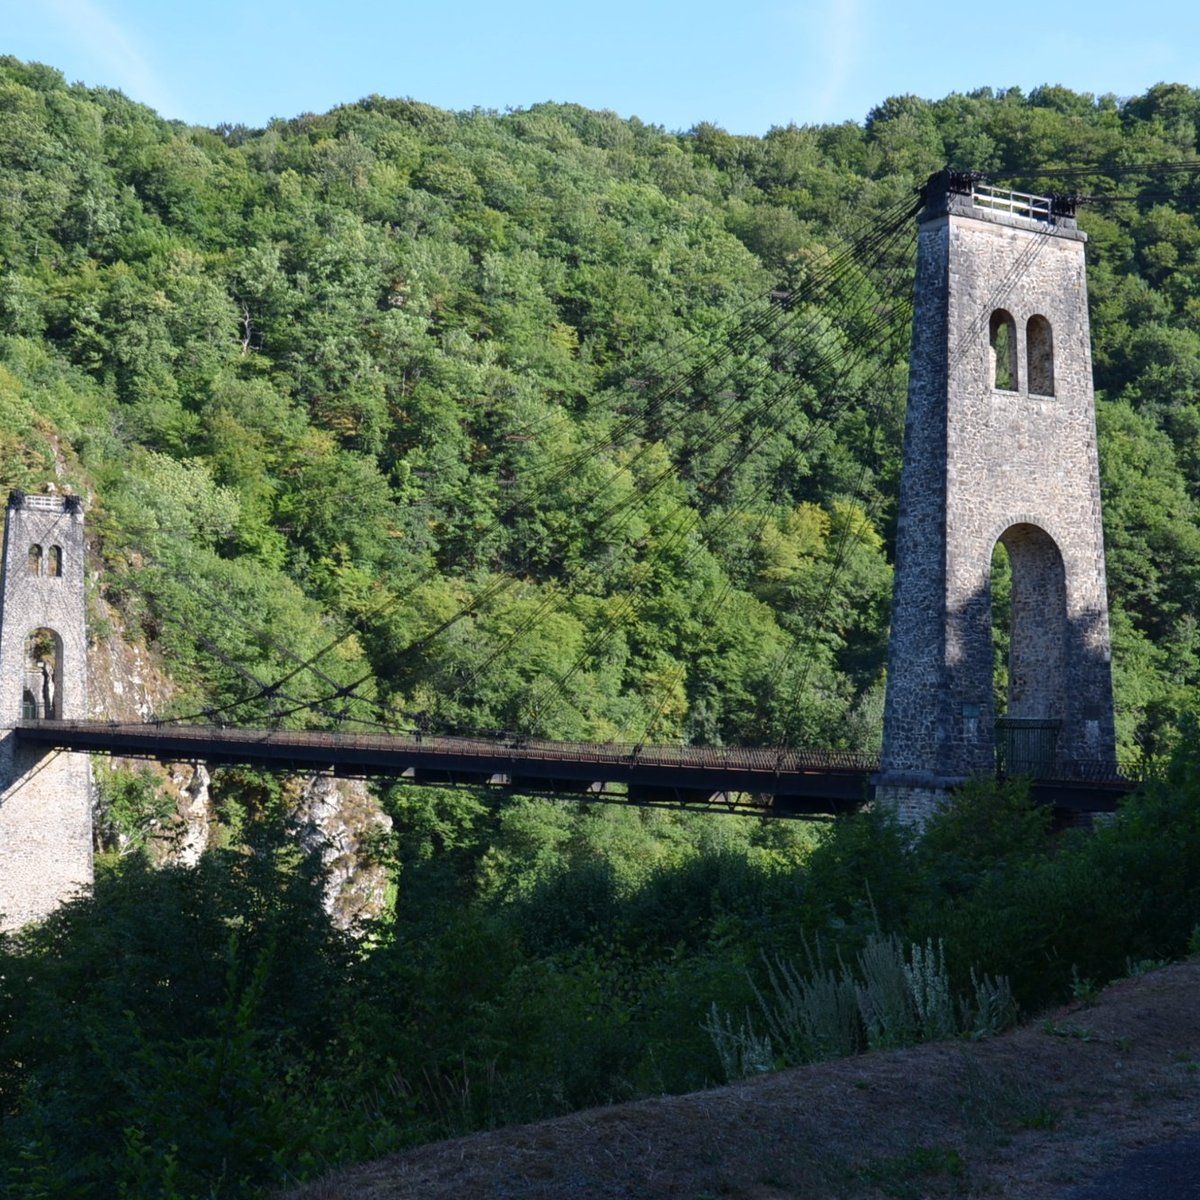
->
1041, 1020, 1099, 1041
857, 1145, 964, 1198
280, 960, 1200, 1200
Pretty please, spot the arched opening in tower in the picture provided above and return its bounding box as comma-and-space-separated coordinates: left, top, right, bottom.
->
991, 523, 1067, 776
989, 309, 1018, 391
1027, 315, 1055, 396
23, 628, 63, 720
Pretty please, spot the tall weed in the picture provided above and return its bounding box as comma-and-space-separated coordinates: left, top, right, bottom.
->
855, 933, 919, 1049
750, 941, 861, 1064
702, 1003, 775, 1082
708, 932, 1014, 1080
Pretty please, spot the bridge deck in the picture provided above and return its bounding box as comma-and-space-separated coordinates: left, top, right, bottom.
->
13, 720, 1135, 817
17, 719, 875, 814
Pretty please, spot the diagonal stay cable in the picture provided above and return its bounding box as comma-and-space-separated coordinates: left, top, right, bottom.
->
768, 196, 1062, 760
512, 195, 922, 497
519, 301, 915, 735
127, 533, 377, 705
155, 198, 922, 728
93, 512, 391, 726
490, 194, 918, 454
441, 230, 918, 715
232, 209, 919, 732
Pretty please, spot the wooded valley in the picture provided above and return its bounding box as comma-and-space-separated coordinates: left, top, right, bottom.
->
2, 59, 1200, 1196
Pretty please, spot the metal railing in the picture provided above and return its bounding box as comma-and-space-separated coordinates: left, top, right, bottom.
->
20, 718, 1153, 791
1043, 758, 1165, 784
972, 183, 1054, 221
19, 719, 880, 775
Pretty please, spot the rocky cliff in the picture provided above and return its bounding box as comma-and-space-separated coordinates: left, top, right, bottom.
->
87, 590, 393, 929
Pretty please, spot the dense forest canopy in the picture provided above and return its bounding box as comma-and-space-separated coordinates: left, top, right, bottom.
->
2, 61, 1200, 755
4, 59, 1200, 1199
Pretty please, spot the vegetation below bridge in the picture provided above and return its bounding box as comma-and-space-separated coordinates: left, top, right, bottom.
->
2, 59, 1200, 1198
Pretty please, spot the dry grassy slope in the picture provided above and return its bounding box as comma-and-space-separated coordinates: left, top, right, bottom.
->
281, 960, 1200, 1200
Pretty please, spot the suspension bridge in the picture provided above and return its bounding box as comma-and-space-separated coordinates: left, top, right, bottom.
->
12, 717, 1139, 818
5, 165, 1183, 926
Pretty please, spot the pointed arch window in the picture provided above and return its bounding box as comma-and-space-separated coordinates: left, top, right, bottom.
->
989, 310, 1018, 391
27, 544, 42, 576
1027, 315, 1055, 396
48, 545, 62, 577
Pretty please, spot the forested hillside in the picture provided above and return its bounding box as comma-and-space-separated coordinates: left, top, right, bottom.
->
3, 59, 1199, 754
4, 59, 1200, 1198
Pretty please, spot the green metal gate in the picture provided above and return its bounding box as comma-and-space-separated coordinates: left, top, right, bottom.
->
996, 718, 1061, 778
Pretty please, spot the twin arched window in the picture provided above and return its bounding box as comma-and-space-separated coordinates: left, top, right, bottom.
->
26, 544, 63, 577
989, 311, 1055, 396
1026, 315, 1054, 395
990, 311, 1018, 390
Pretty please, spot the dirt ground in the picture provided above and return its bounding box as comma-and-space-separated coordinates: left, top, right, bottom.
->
281, 960, 1200, 1200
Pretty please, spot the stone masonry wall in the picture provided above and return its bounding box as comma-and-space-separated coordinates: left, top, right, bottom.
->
878, 188, 1117, 822
0, 494, 93, 930
876, 204, 951, 790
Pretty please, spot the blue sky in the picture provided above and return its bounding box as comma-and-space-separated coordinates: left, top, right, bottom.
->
3, 0, 1199, 134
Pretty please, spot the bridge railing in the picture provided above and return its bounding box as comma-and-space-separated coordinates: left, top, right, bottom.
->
22, 719, 880, 775
16, 721, 1146, 818
22, 719, 1159, 784
1036, 757, 1166, 784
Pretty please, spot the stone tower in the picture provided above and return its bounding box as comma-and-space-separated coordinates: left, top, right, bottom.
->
0, 491, 92, 930
876, 172, 1116, 823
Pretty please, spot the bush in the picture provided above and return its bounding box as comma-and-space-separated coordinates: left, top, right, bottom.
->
705, 932, 1015, 1082
932, 731, 1200, 1009
0, 848, 386, 1198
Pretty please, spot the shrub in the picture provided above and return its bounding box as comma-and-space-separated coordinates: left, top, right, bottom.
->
707, 933, 1014, 1081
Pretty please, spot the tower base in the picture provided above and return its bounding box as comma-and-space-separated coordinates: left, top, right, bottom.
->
872, 771, 965, 828
0, 733, 93, 931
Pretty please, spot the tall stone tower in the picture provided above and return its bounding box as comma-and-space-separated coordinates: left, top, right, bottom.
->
877, 172, 1116, 823
0, 491, 93, 930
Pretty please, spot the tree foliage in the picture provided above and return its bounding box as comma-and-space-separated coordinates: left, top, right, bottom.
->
3, 63, 1200, 1193
1, 61, 1197, 751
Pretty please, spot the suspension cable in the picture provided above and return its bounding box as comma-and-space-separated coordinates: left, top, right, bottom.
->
165, 198, 922, 725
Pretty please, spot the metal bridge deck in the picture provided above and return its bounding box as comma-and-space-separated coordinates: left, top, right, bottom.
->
14, 720, 1136, 817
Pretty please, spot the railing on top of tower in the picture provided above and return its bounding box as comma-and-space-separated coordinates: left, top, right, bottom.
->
979, 183, 1081, 221
6, 489, 83, 513
922, 158, 1200, 222
920, 169, 1079, 223
971, 184, 1055, 221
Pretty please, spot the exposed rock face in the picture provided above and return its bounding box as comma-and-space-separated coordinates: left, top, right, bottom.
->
171, 762, 212, 867
87, 594, 176, 724
87, 595, 394, 929
288, 774, 394, 930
